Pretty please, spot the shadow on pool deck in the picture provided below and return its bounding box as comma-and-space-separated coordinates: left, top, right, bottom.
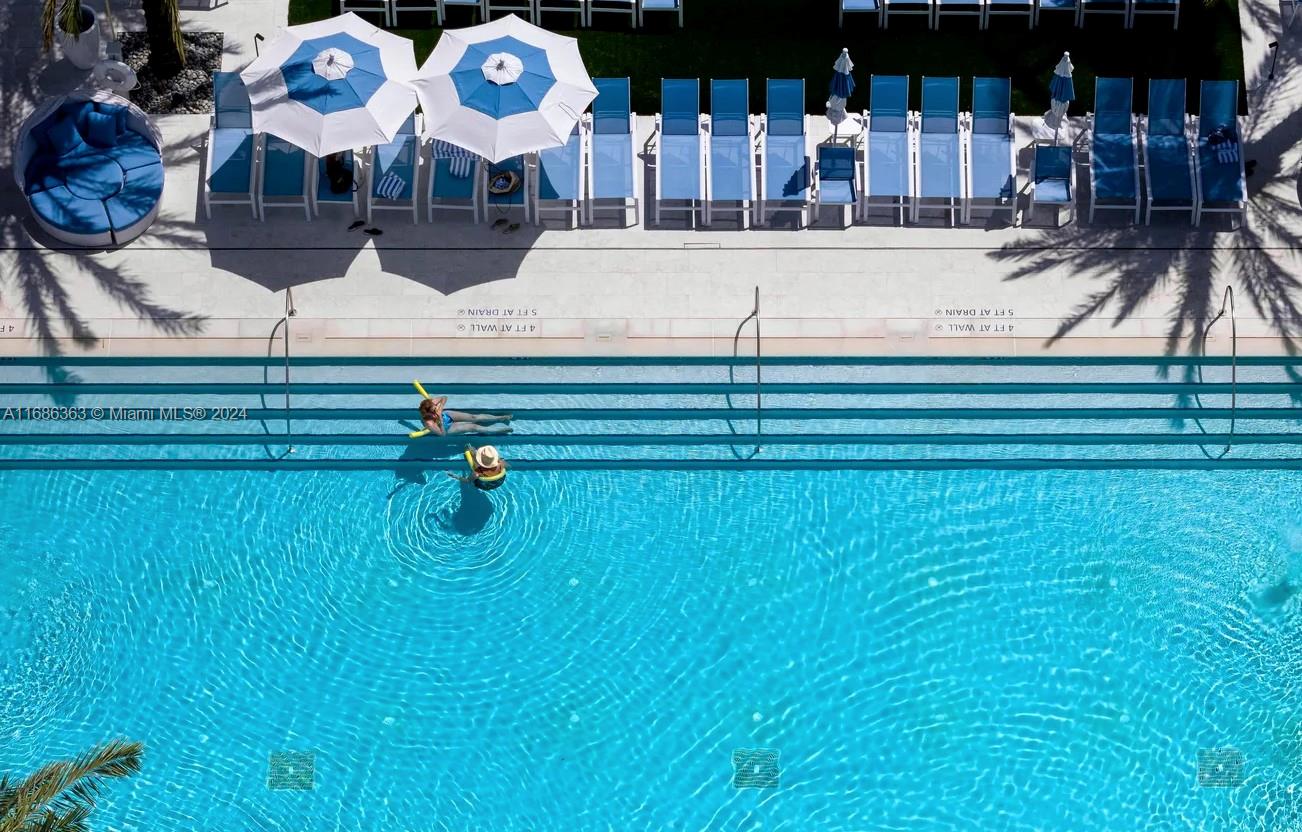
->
986, 34, 1302, 383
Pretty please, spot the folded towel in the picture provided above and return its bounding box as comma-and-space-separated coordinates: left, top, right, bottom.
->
450, 157, 473, 179
375, 172, 406, 199
1215, 140, 1239, 165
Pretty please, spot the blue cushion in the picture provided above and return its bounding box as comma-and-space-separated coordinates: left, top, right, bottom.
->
765, 134, 808, 200
106, 161, 164, 232
86, 112, 118, 148
709, 135, 752, 201
1035, 178, 1072, 203
820, 179, 856, 205
844, 0, 880, 8
641, 0, 678, 7
538, 130, 581, 201
96, 103, 129, 136
431, 159, 475, 199
1092, 133, 1137, 201
62, 154, 125, 200
45, 116, 85, 155
591, 133, 634, 199
207, 128, 254, 193
28, 185, 112, 235
113, 131, 163, 171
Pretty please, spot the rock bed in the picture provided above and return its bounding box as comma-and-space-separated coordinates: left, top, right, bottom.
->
123, 31, 224, 115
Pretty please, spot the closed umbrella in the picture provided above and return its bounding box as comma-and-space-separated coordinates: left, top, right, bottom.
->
1045, 51, 1075, 145
240, 13, 418, 157
410, 14, 597, 163
827, 47, 856, 140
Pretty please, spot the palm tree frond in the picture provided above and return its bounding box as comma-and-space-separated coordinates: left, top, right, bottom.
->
0, 741, 142, 832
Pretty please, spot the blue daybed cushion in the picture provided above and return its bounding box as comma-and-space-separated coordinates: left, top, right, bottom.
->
45, 116, 85, 155
28, 185, 112, 235
106, 161, 164, 232
86, 111, 118, 148
96, 102, 129, 135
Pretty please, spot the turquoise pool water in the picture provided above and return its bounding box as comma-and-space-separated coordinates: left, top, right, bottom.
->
3, 466, 1300, 830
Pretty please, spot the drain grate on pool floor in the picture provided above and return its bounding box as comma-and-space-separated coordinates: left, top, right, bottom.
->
1198, 748, 1245, 788
732, 748, 780, 789
267, 751, 315, 791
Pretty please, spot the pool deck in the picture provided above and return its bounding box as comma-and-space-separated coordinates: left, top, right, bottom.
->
0, 0, 1298, 359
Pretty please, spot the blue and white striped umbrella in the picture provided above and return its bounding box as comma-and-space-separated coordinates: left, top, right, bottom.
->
826, 47, 856, 132
411, 15, 597, 163
1046, 51, 1075, 144
240, 13, 418, 157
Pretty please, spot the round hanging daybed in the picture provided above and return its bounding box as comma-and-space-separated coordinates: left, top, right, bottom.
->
14, 89, 164, 247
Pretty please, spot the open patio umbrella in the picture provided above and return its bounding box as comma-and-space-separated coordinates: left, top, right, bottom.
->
409, 14, 597, 163
1045, 51, 1075, 145
239, 13, 418, 157
827, 47, 855, 141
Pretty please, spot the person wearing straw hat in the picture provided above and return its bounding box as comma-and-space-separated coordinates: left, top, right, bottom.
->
450, 444, 509, 490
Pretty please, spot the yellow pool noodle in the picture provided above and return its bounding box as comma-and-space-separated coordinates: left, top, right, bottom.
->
413, 380, 431, 399
409, 429, 431, 439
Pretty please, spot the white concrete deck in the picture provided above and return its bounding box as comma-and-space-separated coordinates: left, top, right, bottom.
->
0, 0, 1297, 358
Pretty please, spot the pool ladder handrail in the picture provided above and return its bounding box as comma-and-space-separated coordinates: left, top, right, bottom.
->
281, 288, 296, 455
1194, 285, 1237, 460
728, 286, 762, 459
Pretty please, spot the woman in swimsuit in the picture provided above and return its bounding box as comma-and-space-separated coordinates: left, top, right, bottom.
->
419, 396, 512, 436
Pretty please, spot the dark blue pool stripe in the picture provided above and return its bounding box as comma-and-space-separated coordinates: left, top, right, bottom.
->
0, 407, 1294, 421
1, 355, 1298, 367
0, 432, 1297, 446
4, 382, 1299, 395
1, 458, 1299, 471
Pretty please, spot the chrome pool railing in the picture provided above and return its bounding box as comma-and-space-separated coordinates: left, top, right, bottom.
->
1195, 285, 1238, 460
729, 286, 762, 458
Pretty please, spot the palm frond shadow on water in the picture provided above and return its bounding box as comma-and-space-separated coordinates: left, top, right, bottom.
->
987, 34, 1302, 402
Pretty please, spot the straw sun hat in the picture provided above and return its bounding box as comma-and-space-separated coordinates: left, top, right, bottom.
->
474, 446, 501, 468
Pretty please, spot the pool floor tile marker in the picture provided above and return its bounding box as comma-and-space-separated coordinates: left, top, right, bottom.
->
267, 751, 316, 791
1197, 748, 1245, 788
732, 748, 780, 789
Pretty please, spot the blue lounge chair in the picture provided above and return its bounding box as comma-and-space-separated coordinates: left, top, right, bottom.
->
814, 144, 858, 226
1128, 0, 1178, 27
433, 0, 484, 24
589, 0, 637, 26
861, 75, 914, 225
1088, 77, 1140, 223
914, 76, 964, 225
934, 0, 985, 28
759, 78, 809, 226
257, 134, 311, 221
204, 72, 257, 219
839, 0, 883, 26
1029, 144, 1074, 226
1080, 0, 1129, 25
964, 77, 1016, 225
985, 0, 1033, 27
884, 0, 933, 25
706, 78, 756, 228
1141, 78, 1195, 224
535, 123, 586, 228
484, 155, 530, 224
1193, 80, 1245, 226
366, 114, 421, 224
427, 140, 481, 222
311, 150, 360, 218
537, 0, 585, 26
1033, 0, 1079, 24
485, 0, 535, 22
340, 0, 393, 27
654, 78, 705, 227
639, 0, 683, 26
588, 77, 640, 226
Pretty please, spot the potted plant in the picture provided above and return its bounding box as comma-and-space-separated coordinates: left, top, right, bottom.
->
42, 0, 102, 70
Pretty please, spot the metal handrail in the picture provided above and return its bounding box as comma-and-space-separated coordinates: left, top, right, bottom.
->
281, 287, 296, 455
727, 287, 762, 458
1194, 285, 1237, 460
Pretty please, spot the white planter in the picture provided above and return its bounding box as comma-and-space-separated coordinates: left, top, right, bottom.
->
58, 5, 101, 70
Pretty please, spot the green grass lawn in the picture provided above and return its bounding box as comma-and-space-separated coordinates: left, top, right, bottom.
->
291, 0, 1243, 114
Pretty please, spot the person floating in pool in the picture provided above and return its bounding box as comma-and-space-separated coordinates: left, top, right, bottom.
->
418, 395, 512, 436
449, 444, 508, 490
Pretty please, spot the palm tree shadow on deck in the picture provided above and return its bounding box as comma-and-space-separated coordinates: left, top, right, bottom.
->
986, 40, 1302, 401
0, 20, 206, 390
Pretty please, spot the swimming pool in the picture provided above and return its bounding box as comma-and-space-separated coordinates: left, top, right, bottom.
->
2, 358, 1300, 830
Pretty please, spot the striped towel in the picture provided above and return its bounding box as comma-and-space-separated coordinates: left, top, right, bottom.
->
1215, 140, 1239, 165
375, 172, 407, 199
430, 139, 478, 179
